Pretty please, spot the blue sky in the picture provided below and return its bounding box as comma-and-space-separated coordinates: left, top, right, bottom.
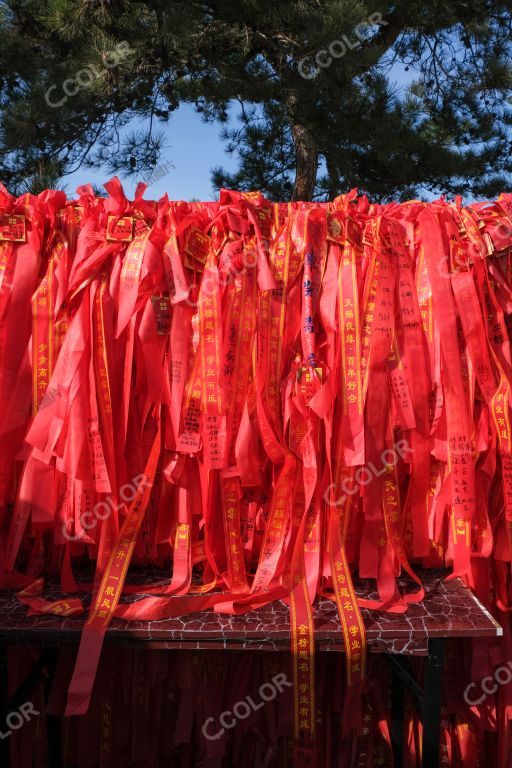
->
67, 103, 238, 201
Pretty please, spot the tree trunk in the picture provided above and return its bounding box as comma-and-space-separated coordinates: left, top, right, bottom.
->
290, 120, 318, 201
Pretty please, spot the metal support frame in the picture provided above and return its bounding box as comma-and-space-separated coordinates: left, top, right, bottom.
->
0, 647, 59, 768
390, 638, 446, 768
0, 645, 8, 767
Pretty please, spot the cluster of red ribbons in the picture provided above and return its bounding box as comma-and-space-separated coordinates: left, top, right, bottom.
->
5, 646, 498, 767
1, 178, 512, 762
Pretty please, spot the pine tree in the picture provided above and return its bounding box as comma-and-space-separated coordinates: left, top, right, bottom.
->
0, 0, 511, 200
